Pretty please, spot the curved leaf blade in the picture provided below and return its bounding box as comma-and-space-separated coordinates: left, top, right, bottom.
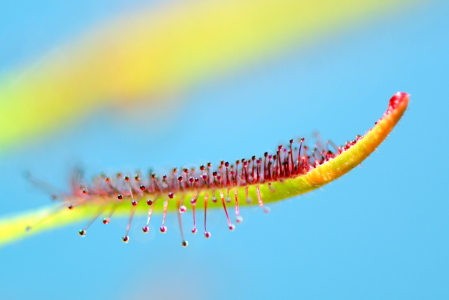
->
0, 93, 409, 247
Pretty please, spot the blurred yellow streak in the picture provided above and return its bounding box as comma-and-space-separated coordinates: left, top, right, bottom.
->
0, 0, 416, 152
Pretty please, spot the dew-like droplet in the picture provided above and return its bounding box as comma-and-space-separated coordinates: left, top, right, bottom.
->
146, 199, 153, 205
263, 206, 271, 213
142, 226, 149, 233
122, 236, 130, 243
236, 216, 243, 223
102, 217, 110, 224
117, 194, 123, 200
78, 229, 86, 236
246, 197, 253, 204
179, 205, 187, 213
204, 231, 211, 239
160, 226, 167, 233
181, 240, 189, 247
228, 224, 235, 231
131, 200, 138, 206
191, 228, 198, 234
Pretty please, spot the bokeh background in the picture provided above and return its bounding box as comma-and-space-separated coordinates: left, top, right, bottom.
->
1, 0, 448, 299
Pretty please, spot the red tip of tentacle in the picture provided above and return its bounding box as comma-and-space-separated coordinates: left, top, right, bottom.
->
387, 92, 409, 114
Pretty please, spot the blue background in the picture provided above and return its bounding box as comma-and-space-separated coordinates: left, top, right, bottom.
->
0, 1, 448, 299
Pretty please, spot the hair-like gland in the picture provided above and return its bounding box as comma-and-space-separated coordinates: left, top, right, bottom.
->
28, 92, 409, 246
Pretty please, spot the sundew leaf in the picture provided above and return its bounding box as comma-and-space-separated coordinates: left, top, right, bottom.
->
0, 93, 409, 247
0, 0, 417, 153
